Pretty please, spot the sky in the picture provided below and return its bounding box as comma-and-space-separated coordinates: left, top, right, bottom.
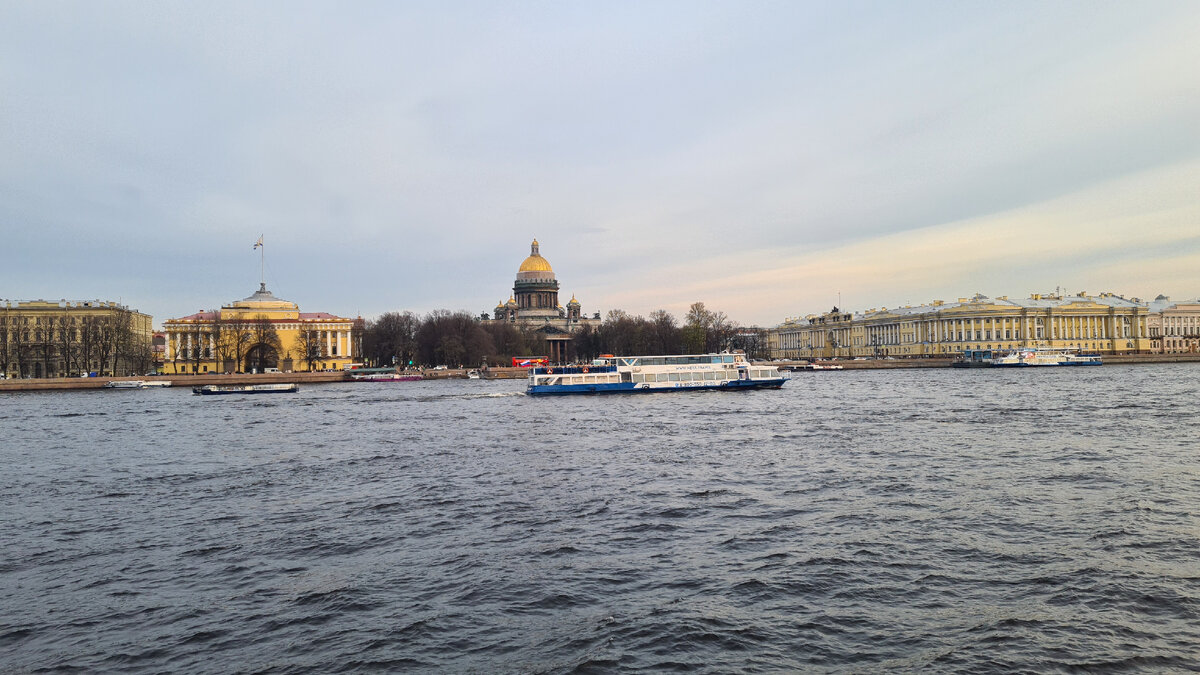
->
2, 1, 1199, 328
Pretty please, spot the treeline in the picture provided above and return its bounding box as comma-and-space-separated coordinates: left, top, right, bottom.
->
361, 302, 768, 367
0, 310, 152, 378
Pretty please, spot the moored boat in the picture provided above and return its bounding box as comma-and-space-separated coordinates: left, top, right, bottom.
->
527, 352, 786, 395
141, 381, 173, 388
953, 348, 1102, 368
192, 383, 300, 395
103, 380, 145, 389
351, 373, 422, 382
797, 362, 844, 371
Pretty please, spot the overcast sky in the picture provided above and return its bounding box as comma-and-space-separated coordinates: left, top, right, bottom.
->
3, 1, 1198, 327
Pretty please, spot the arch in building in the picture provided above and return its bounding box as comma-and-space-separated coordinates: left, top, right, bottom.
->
244, 343, 280, 373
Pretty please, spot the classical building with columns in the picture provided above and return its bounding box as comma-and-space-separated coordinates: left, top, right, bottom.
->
1147, 295, 1200, 354
487, 239, 597, 363
162, 283, 362, 374
770, 291, 1153, 360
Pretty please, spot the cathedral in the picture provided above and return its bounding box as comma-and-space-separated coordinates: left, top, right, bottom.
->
489, 239, 596, 362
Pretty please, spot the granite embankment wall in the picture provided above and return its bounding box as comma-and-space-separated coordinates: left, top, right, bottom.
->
0, 371, 349, 393
781, 353, 1200, 370
3, 355, 1197, 392
0, 368, 529, 392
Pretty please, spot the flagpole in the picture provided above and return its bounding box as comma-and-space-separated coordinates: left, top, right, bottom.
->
253, 235, 265, 287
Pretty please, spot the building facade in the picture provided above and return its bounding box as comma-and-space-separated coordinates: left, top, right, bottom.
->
162, 284, 362, 374
771, 292, 1153, 360
487, 239, 597, 362
1148, 295, 1200, 354
0, 299, 154, 378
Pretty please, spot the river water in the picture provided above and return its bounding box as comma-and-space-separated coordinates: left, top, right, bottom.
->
1, 365, 1197, 673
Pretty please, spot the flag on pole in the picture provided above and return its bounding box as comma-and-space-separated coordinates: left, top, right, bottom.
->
253, 236, 263, 250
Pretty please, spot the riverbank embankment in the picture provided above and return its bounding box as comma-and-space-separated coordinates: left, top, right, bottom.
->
3, 355, 1198, 392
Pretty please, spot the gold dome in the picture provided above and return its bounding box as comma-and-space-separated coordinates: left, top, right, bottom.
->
519, 256, 553, 272
518, 238, 553, 273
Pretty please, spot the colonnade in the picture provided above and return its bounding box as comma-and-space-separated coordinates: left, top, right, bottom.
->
772, 310, 1148, 359
167, 327, 355, 360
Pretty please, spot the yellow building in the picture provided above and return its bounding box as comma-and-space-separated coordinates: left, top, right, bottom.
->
1, 299, 154, 378
163, 284, 362, 374
771, 292, 1152, 360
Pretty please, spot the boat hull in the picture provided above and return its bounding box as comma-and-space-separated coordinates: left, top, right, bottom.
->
527, 377, 787, 396
991, 360, 1102, 367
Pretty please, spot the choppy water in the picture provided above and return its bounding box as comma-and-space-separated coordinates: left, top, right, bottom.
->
1, 365, 1198, 673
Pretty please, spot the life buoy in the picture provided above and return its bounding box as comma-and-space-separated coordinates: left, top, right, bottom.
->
582, 366, 589, 373
546, 368, 553, 374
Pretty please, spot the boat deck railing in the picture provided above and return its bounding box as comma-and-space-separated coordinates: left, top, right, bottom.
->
531, 365, 618, 375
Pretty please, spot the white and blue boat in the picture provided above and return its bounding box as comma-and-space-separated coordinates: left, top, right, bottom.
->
953, 348, 1102, 368
527, 352, 786, 395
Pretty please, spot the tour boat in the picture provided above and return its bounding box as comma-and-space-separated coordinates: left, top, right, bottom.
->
953, 348, 1102, 368
141, 381, 172, 388
527, 352, 786, 395
192, 383, 300, 395
103, 380, 145, 389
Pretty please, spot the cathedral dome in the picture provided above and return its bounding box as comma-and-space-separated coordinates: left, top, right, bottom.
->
228, 283, 298, 311
517, 239, 554, 275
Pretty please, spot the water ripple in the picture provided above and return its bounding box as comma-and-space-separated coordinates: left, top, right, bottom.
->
2, 368, 1199, 672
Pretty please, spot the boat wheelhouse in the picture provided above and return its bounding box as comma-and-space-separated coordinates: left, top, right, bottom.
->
526, 352, 786, 395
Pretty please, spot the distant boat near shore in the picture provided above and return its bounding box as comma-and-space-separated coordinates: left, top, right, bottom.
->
350, 373, 423, 382
192, 383, 300, 395
103, 380, 173, 389
953, 348, 1103, 368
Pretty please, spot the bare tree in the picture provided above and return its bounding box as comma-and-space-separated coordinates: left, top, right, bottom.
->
362, 311, 420, 367
57, 314, 77, 377
219, 316, 253, 372
293, 328, 324, 372
79, 316, 100, 376
14, 319, 34, 378
0, 313, 11, 378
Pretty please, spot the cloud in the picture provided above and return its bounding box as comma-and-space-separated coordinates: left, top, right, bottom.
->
598, 159, 1200, 323
0, 2, 1198, 327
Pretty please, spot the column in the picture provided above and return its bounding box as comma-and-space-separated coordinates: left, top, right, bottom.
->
326, 329, 332, 356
